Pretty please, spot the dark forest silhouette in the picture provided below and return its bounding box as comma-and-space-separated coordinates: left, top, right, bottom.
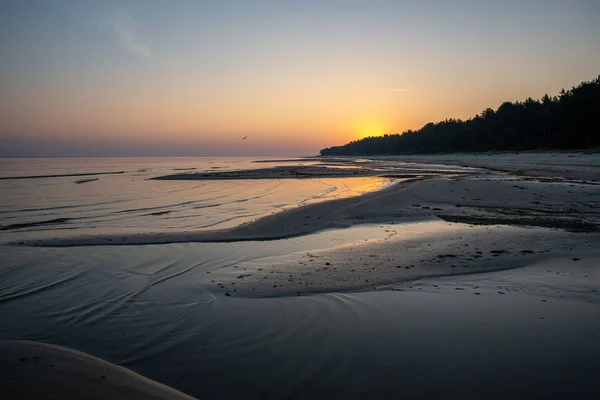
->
321, 75, 600, 155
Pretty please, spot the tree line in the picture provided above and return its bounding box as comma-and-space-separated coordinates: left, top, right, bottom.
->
320, 75, 600, 155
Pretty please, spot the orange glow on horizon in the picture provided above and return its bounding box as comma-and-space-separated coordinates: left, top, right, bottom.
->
354, 121, 391, 140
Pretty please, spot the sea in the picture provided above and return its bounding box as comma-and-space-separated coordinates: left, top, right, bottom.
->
0, 157, 389, 243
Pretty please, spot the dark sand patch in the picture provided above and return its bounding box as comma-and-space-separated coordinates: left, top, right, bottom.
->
438, 214, 600, 233
74, 178, 99, 184
1, 218, 71, 231
146, 211, 172, 216
0, 171, 124, 181
151, 165, 383, 180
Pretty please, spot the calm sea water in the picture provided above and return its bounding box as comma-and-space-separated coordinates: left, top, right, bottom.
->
0, 157, 389, 243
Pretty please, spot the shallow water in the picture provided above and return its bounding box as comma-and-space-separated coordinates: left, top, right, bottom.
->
0, 157, 390, 243
2, 236, 599, 399
2, 157, 599, 399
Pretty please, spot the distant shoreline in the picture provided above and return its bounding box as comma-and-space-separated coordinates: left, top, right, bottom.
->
321, 75, 600, 156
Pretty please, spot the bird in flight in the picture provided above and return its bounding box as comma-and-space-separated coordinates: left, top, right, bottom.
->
242, 136, 248, 140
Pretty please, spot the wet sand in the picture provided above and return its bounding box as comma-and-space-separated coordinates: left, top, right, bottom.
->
0, 341, 195, 399
151, 165, 381, 180
208, 222, 599, 298
362, 152, 600, 181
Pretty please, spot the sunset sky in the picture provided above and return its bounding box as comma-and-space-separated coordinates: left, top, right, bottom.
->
2, 0, 599, 157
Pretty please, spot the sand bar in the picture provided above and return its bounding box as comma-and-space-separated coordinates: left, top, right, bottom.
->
0, 340, 196, 399
151, 165, 382, 180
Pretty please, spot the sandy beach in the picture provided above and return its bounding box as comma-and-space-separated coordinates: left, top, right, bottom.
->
0, 340, 195, 399
1, 153, 599, 399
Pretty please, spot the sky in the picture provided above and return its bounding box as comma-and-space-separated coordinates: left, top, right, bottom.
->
1, 0, 599, 157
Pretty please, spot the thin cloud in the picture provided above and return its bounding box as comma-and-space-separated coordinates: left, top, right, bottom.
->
112, 13, 153, 59
374, 88, 409, 93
